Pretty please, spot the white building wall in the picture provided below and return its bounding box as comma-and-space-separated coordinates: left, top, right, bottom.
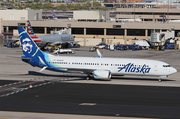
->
0, 10, 28, 20
28, 10, 42, 21
86, 38, 102, 46
75, 38, 102, 46
73, 11, 100, 20
0, 18, 2, 34
0, 10, 42, 21
108, 39, 125, 45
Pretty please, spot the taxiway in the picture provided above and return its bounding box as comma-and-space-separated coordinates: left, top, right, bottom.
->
0, 45, 180, 119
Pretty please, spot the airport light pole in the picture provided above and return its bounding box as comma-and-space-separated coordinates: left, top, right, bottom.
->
134, 0, 135, 22
167, 0, 169, 22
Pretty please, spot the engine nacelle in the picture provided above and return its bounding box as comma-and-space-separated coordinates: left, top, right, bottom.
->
93, 70, 111, 79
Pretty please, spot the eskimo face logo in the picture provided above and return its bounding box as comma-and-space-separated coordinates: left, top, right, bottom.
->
22, 38, 33, 53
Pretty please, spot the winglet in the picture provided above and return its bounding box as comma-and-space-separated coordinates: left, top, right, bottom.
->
96, 49, 103, 58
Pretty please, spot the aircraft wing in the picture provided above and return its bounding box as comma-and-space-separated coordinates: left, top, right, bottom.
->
50, 41, 64, 45
10, 37, 20, 41
50, 41, 77, 45
47, 66, 95, 74
67, 68, 95, 74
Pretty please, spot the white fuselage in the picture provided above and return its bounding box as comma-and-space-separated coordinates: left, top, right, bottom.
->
47, 55, 177, 77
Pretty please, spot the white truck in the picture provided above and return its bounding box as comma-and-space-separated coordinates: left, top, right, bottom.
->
53, 48, 75, 54
106, 44, 115, 51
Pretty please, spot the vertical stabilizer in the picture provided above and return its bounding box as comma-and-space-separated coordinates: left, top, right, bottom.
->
27, 20, 35, 36
18, 27, 42, 58
27, 20, 40, 41
52, 10, 58, 20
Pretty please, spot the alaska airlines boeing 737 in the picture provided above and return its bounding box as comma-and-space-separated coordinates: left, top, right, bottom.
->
18, 27, 177, 82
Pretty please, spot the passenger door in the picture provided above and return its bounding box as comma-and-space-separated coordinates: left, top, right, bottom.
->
154, 63, 158, 71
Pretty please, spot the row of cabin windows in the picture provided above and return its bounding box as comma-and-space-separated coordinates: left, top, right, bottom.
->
47, 62, 67, 64
72, 62, 100, 65
48, 62, 149, 67
72, 62, 109, 66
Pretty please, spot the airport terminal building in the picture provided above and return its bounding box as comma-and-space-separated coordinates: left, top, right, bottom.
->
1, 9, 180, 46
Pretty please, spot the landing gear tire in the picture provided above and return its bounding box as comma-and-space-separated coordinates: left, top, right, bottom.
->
158, 79, 162, 82
41, 47, 45, 51
86, 76, 91, 80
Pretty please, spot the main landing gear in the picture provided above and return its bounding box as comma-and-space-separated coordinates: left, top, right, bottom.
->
86, 76, 91, 80
158, 78, 161, 82
86, 74, 92, 80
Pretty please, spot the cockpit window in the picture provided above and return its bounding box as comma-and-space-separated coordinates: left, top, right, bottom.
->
163, 65, 171, 67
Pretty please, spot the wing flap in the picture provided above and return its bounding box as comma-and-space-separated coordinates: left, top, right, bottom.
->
46, 66, 95, 74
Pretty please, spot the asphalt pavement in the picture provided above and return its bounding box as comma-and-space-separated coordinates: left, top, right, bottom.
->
0, 81, 180, 119
0, 45, 180, 119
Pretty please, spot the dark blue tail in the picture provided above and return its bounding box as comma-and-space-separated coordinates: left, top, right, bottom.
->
18, 27, 42, 58
18, 27, 48, 68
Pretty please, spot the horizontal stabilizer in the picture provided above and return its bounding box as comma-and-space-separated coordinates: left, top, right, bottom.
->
21, 57, 31, 63
40, 66, 47, 72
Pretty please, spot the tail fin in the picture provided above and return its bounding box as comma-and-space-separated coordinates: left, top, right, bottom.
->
27, 20, 35, 36
27, 20, 40, 42
52, 10, 58, 20
18, 27, 42, 58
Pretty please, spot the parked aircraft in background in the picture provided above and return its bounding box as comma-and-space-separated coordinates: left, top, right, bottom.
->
18, 27, 177, 82
116, 18, 142, 22
51, 10, 76, 22
52, 10, 58, 20
26, 20, 75, 50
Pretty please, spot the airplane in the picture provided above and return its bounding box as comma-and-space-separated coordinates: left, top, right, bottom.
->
26, 20, 75, 50
18, 27, 177, 82
116, 18, 142, 23
51, 10, 76, 22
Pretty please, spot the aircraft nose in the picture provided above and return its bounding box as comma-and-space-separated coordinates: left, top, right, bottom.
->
171, 67, 177, 74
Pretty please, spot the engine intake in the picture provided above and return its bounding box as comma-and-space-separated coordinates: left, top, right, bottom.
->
93, 70, 111, 79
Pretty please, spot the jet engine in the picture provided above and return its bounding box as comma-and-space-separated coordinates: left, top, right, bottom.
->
93, 70, 111, 79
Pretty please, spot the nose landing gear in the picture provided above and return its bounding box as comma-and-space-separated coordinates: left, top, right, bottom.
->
158, 76, 167, 82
